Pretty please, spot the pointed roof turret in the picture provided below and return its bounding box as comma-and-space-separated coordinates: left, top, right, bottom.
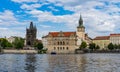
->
79, 14, 83, 27
30, 22, 33, 29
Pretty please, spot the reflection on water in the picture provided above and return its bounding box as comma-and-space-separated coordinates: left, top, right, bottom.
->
25, 54, 36, 72
0, 54, 120, 72
46, 55, 87, 72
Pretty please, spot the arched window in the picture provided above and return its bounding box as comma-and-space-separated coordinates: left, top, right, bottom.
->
67, 42, 69, 45
27, 41, 31, 45
63, 41, 65, 45
60, 41, 62, 45
58, 42, 59, 45
58, 47, 59, 50
54, 47, 56, 50
63, 47, 64, 50
66, 47, 69, 50
60, 47, 62, 50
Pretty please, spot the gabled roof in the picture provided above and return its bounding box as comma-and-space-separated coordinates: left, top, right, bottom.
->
93, 36, 110, 40
110, 33, 120, 36
49, 32, 76, 37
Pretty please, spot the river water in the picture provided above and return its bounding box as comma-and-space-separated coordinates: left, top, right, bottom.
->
0, 53, 120, 72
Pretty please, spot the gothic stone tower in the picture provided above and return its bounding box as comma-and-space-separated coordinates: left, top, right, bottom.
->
76, 15, 85, 45
26, 22, 37, 47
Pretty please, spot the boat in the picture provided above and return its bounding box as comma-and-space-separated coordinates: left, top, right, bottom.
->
51, 52, 56, 55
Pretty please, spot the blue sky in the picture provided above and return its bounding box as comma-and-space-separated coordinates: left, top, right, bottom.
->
0, 0, 120, 39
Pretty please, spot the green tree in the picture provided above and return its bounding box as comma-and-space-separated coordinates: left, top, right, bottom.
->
6, 42, 13, 48
108, 43, 114, 50
95, 45, 100, 50
12, 37, 24, 49
89, 43, 96, 50
35, 43, 43, 50
0, 38, 12, 49
79, 41, 87, 50
114, 44, 118, 49
118, 44, 120, 49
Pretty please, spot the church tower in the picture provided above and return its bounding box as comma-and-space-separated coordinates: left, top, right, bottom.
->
76, 15, 85, 45
26, 22, 37, 47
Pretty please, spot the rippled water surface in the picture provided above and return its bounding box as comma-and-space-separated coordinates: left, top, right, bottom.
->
0, 53, 120, 72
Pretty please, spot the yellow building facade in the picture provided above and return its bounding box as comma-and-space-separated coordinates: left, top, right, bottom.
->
93, 36, 110, 50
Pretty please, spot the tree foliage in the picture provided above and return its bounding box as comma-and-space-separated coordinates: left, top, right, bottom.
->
34, 42, 43, 50
89, 43, 96, 50
79, 41, 87, 49
12, 37, 24, 49
0, 38, 12, 49
108, 43, 114, 50
95, 45, 100, 50
114, 44, 118, 49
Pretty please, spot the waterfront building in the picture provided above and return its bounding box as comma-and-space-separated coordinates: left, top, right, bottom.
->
110, 34, 120, 45
93, 36, 110, 50
7, 36, 22, 43
25, 22, 37, 47
42, 15, 92, 54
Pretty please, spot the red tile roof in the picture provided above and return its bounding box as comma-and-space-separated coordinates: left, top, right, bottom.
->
110, 34, 120, 36
49, 32, 76, 37
94, 36, 110, 40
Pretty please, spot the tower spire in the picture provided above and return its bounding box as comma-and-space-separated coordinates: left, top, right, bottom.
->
79, 14, 83, 27
30, 22, 33, 29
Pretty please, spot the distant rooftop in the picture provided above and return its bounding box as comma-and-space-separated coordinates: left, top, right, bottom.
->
110, 33, 120, 36
94, 36, 110, 40
49, 32, 76, 37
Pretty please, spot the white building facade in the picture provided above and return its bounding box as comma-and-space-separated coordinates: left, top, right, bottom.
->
110, 34, 120, 45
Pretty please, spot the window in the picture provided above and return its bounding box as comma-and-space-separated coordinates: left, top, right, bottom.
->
54, 47, 56, 50
60, 42, 62, 45
66, 47, 69, 50
67, 42, 69, 45
60, 47, 62, 50
63, 41, 65, 45
63, 47, 64, 50
58, 42, 59, 45
58, 47, 59, 50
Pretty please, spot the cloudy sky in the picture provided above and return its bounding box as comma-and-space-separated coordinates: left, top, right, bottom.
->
0, 0, 120, 39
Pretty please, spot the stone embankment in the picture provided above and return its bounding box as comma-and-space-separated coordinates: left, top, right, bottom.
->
3, 49, 37, 54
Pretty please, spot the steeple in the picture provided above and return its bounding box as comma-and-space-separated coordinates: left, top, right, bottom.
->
30, 22, 33, 29
77, 14, 85, 32
78, 14, 83, 27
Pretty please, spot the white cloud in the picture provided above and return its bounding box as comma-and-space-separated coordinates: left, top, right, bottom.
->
39, 24, 51, 28
10, 0, 120, 38
0, 10, 19, 25
21, 3, 42, 10
0, 10, 28, 38
0, 27, 8, 30
48, 6, 59, 11
11, 0, 38, 3
0, 29, 25, 38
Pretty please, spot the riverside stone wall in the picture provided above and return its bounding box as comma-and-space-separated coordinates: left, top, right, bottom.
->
3, 49, 37, 54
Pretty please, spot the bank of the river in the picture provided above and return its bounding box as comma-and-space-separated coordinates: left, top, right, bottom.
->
2, 49, 37, 54
75, 49, 120, 54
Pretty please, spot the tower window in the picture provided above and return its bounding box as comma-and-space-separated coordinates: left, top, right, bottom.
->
27, 41, 31, 45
